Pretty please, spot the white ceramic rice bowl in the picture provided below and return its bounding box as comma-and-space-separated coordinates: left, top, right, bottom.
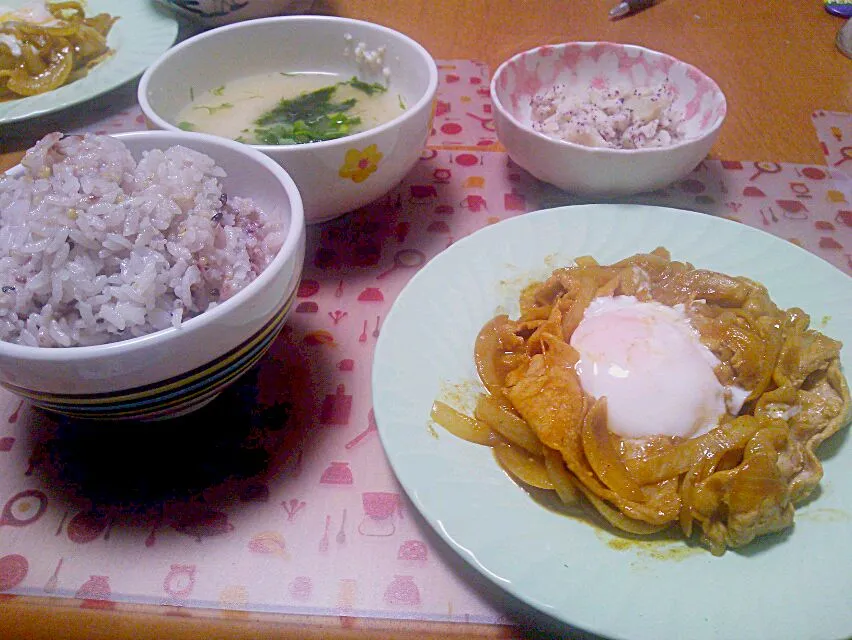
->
138, 16, 438, 223
490, 42, 727, 196
0, 130, 306, 421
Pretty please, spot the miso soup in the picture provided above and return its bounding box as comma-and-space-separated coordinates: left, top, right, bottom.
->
176, 71, 406, 145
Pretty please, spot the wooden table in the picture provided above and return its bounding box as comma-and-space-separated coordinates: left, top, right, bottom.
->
1, 2, 850, 639
2, 0, 850, 172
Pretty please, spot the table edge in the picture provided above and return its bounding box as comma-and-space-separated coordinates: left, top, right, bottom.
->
0, 595, 521, 640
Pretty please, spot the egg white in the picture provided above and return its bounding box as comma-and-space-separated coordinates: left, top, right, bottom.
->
570, 295, 747, 440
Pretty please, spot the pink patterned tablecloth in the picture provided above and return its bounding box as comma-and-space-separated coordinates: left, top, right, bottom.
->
0, 61, 850, 627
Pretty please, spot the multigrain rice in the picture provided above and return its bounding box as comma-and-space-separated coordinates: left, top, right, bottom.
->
0, 133, 284, 347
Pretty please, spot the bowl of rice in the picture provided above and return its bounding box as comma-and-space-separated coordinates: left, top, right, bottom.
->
138, 16, 438, 224
0, 130, 305, 421
490, 42, 726, 196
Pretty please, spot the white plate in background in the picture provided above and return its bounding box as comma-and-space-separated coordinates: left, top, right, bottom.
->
0, 0, 178, 124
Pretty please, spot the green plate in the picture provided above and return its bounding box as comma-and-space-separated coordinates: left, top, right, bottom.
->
373, 204, 852, 640
0, 0, 178, 124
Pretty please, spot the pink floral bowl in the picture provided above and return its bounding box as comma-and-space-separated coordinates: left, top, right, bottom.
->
490, 42, 727, 196
139, 16, 438, 223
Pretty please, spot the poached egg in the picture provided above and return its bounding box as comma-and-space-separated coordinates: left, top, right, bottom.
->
569, 295, 747, 440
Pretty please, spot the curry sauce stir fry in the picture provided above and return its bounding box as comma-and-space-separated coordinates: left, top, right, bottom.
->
432, 248, 850, 555
0, 2, 117, 100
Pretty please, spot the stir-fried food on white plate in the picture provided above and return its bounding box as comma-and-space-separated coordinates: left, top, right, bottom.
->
0, 1, 117, 100
433, 247, 850, 555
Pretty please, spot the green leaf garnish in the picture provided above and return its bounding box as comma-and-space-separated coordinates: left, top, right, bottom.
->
349, 76, 387, 96
247, 77, 391, 146
178, 121, 196, 131
193, 102, 234, 115
212, 85, 226, 96
252, 85, 362, 145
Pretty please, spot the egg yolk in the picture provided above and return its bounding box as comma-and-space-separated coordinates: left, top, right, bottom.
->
569, 296, 738, 440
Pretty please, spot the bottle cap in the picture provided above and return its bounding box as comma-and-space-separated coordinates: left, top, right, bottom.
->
825, 1, 852, 18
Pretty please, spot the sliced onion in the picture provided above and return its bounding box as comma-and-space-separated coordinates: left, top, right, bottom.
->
625, 416, 762, 485
430, 401, 495, 446
493, 441, 553, 490
581, 398, 646, 503
576, 483, 669, 535
474, 393, 542, 455
543, 447, 580, 506
7, 42, 73, 96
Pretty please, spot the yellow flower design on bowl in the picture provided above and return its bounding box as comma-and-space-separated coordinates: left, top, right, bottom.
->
339, 144, 383, 183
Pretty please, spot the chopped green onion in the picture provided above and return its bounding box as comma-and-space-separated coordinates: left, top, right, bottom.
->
194, 102, 234, 115
252, 84, 361, 145
248, 77, 388, 146
349, 76, 387, 96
